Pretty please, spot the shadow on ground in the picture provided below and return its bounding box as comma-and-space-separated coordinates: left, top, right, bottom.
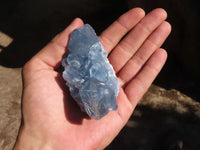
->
106, 105, 200, 150
106, 85, 200, 150
0, 0, 128, 67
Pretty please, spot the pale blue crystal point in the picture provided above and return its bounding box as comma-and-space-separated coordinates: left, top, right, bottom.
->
62, 24, 119, 120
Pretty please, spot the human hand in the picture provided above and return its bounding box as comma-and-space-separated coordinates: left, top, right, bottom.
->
14, 8, 171, 150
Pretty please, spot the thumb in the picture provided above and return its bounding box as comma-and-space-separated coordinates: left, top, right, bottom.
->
28, 18, 84, 70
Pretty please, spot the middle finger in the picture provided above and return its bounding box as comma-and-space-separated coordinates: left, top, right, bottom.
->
108, 8, 167, 73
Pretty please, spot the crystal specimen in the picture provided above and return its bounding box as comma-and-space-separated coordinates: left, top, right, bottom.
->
62, 24, 119, 120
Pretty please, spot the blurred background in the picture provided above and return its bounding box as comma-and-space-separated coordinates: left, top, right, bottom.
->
0, 0, 200, 149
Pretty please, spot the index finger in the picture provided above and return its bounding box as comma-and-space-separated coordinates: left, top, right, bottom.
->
99, 8, 145, 54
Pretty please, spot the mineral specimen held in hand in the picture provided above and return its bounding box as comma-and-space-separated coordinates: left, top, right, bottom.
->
62, 24, 119, 120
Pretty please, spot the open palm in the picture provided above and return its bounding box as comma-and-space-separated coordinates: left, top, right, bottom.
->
15, 8, 171, 150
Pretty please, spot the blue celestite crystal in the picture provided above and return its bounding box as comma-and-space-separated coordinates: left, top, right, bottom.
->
62, 24, 120, 120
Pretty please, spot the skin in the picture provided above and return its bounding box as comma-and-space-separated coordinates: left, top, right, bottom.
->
14, 8, 171, 150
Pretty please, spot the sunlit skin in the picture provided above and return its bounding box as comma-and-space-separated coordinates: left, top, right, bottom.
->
14, 8, 171, 150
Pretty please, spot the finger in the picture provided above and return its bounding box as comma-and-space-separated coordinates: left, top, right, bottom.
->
108, 8, 167, 73
30, 18, 84, 70
118, 21, 171, 85
125, 49, 167, 107
99, 8, 145, 53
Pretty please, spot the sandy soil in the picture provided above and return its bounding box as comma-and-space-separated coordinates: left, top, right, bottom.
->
0, 66, 22, 150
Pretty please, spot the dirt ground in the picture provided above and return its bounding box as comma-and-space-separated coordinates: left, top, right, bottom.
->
0, 66, 21, 150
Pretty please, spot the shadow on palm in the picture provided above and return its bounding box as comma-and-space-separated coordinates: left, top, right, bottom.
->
55, 73, 90, 124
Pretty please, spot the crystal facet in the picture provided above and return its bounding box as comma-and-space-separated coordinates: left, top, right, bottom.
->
62, 24, 119, 120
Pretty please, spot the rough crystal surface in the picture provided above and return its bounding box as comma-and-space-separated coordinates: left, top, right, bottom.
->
62, 24, 119, 120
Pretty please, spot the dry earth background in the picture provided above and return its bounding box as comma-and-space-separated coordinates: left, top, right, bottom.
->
0, 0, 200, 150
